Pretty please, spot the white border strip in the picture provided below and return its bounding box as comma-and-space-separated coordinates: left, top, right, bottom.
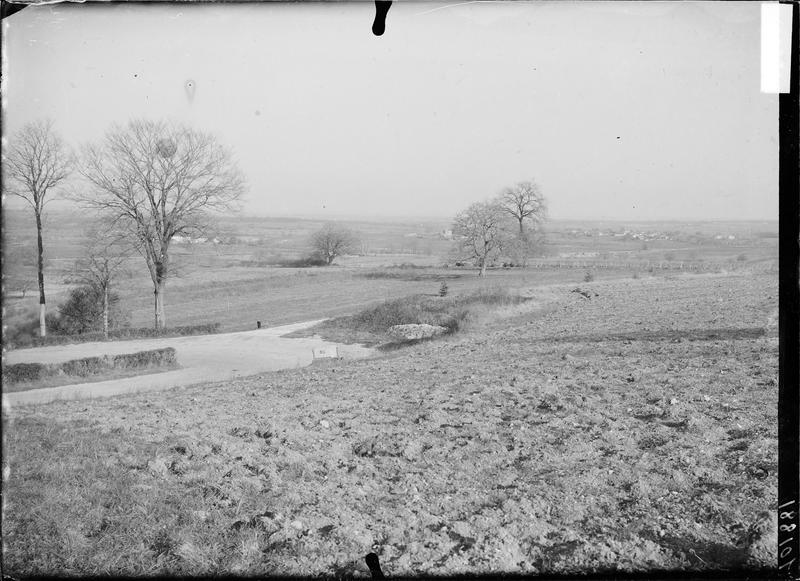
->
761, 3, 793, 94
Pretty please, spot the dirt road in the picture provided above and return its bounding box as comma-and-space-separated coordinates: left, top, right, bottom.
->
2, 321, 374, 408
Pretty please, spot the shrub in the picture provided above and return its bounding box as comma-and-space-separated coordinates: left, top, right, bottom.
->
112, 347, 176, 370
59, 356, 107, 377
439, 308, 469, 334
340, 290, 527, 337
359, 271, 404, 280
3, 362, 48, 384
279, 255, 328, 268
242, 254, 328, 268
439, 280, 449, 297
108, 323, 220, 339
303, 288, 531, 349
350, 296, 430, 333
3, 311, 40, 348
4, 322, 220, 350
49, 285, 128, 335
458, 288, 522, 307
583, 271, 595, 283
737, 254, 748, 262
3, 348, 178, 386
30, 333, 105, 348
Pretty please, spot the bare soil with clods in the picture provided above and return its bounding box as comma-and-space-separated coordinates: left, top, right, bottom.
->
2, 272, 778, 577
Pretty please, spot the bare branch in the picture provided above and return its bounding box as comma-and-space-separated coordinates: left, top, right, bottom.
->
72, 119, 247, 329
498, 180, 548, 234
3, 119, 72, 213
452, 201, 513, 275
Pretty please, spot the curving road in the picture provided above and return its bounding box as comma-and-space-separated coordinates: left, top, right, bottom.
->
2, 320, 373, 408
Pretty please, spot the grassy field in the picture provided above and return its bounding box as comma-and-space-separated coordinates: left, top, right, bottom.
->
3, 208, 777, 338
287, 287, 535, 347
4, 260, 663, 336
2, 272, 778, 576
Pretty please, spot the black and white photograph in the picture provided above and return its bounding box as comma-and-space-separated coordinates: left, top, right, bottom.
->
1, 0, 792, 576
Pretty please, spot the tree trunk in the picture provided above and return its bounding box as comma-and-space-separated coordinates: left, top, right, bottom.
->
35, 210, 46, 338
103, 285, 109, 340
153, 281, 166, 330
151, 256, 168, 330
479, 259, 487, 277
518, 218, 524, 235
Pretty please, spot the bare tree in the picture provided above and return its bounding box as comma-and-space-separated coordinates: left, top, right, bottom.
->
498, 180, 547, 236
17, 280, 32, 299
453, 201, 511, 276
73, 225, 132, 339
310, 223, 358, 265
3, 119, 72, 337
75, 119, 245, 329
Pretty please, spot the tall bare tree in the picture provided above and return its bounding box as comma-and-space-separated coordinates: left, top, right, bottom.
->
3, 119, 72, 337
73, 225, 132, 339
310, 223, 358, 265
498, 180, 547, 236
76, 119, 245, 329
453, 201, 510, 276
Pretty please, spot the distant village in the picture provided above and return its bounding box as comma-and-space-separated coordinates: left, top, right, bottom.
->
172, 223, 775, 249
557, 227, 771, 244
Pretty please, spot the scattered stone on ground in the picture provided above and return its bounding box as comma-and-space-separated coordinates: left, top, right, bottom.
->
3, 274, 779, 577
387, 324, 448, 341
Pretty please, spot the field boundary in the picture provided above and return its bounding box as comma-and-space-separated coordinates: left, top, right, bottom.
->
516, 259, 778, 272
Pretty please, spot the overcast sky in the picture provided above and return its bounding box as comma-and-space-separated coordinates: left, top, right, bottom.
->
2, 1, 777, 221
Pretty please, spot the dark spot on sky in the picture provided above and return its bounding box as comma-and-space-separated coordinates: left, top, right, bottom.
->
185, 80, 196, 102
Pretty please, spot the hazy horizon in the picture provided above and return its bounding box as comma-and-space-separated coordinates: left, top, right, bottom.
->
2, 201, 779, 229
3, 1, 778, 222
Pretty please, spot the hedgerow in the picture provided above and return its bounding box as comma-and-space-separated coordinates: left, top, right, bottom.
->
5, 324, 220, 350
3, 347, 178, 386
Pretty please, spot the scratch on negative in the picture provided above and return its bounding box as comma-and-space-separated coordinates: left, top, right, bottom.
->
413, 1, 496, 17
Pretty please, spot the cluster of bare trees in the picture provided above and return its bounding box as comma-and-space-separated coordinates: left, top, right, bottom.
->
4, 118, 246, 337
5, 118, 543, 338
70, 226, 132, 339
452, 180, 548, 276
